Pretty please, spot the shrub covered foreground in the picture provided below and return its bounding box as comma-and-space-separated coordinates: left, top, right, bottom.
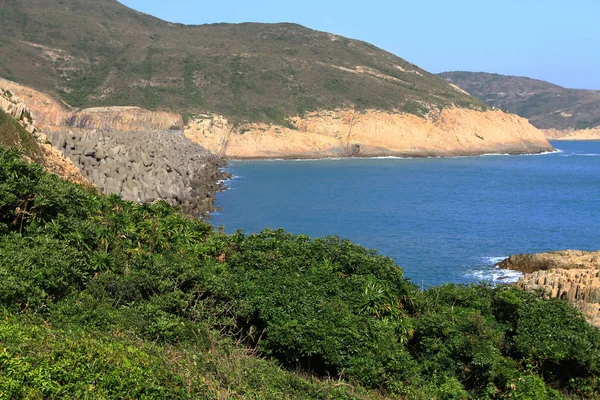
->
0, 146, 599, 399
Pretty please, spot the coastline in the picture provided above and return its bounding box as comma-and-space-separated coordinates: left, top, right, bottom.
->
224, 147, 558, 161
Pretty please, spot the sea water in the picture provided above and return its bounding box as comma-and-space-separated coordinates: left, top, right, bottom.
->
211, 141, 600, 287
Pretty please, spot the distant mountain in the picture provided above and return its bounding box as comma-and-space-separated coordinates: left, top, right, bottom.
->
438, 72, 600, 130
0, 0, 486, 125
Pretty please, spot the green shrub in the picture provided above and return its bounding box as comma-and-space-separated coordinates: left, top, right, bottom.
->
0, 146, 598, 398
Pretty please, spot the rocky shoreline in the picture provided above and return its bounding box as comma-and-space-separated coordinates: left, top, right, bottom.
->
497, 250, 600, 327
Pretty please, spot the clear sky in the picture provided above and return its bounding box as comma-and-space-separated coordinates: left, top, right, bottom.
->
119, 0, 599, 90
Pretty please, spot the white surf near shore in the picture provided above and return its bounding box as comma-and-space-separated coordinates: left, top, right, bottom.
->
463, 256, 523, 285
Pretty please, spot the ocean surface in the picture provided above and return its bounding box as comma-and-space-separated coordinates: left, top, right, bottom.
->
211, 141, 600, 287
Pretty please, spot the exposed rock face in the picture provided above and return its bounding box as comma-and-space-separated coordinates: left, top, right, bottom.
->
0, 79, 229, 217
45, 127, 229, 217
0, 78, 67, 127
184, 109, 554, 159
0, 85, 87, 185
2, 78, 553, 161
498, 250, 600, 327
544, 128, 600, 141
65, 107, 182, 132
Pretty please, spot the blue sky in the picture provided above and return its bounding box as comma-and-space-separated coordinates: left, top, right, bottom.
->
119, 0, 599, 89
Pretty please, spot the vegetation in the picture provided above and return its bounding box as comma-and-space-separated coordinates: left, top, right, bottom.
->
0, 108, 42, 162
439, 71, 600, 130
0, 0, 487, 125
1, 146, 599, 398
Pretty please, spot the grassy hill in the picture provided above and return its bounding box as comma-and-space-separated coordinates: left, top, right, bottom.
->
439, 71, 600, 130
0, 0, 486, 125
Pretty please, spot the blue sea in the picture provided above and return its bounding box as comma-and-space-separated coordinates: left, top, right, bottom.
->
211, 141, 600, 287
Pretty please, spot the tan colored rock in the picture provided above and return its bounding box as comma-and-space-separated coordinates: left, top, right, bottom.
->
185, 108, 553, 159
498, 250, 600, 327
0, 84, 88, 185
1, 78, 553, 159
544, 127, 600, 141
66, 107, 182, 132
0, 78, 68, 127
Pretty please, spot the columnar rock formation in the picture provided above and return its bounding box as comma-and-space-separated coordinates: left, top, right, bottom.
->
45, 128, 229, 217
498, 250, 600, 327
184, 108, 554, 159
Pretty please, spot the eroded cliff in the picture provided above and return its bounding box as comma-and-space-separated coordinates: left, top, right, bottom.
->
498, 250, 600, 327
184, 108, 553, 159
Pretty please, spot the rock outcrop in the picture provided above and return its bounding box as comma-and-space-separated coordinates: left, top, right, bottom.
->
2, 78, 553, 161
0, 85, 87, 184
497, 250, 600, 327
184, 108, 554, 159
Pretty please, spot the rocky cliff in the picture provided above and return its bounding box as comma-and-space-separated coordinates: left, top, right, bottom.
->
0, 84, 87, 184
498, 250, 600, 327
3, 78, 553, 160
184, 108, 553, 159
0, 79, 229, 217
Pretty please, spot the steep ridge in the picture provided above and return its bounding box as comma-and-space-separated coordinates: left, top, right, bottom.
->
0, 0, 553, 157
439, 71, 600, 139
498, 250, 600, 327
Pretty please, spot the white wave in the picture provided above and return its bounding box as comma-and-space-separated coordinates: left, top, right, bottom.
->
465, 266, 523, 284
558, 153, 600, 157
480, 256, 507, 265
235, 148, 562, 162
464, 255, 523, 285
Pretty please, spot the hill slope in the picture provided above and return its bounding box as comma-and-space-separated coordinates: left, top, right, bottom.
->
0, 0, 552, 157
439, 71, 600, 131
1, 0, 483, 124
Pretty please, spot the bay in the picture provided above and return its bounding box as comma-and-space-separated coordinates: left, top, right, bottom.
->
211, 141, 600, 287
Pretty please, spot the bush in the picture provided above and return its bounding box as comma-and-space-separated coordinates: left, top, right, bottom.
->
0, 146, 598, 398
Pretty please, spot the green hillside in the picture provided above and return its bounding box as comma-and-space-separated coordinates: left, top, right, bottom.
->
1, 147, 599, 398
0, 104, 42, 161
439, 71, 600, 130
0, 0, 485, 125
